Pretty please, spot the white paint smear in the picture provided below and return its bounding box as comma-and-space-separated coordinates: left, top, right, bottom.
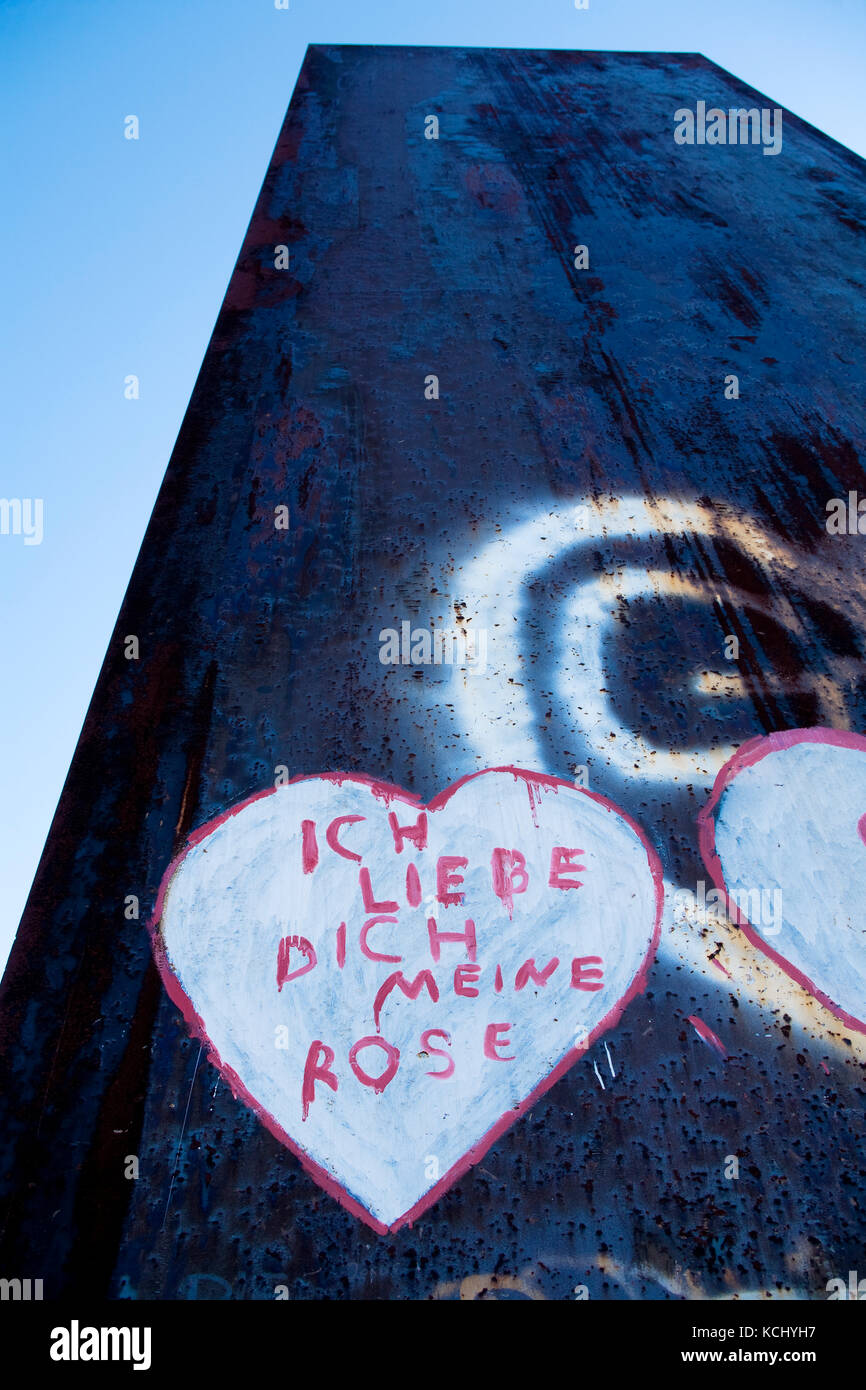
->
712, 739, 866, 1029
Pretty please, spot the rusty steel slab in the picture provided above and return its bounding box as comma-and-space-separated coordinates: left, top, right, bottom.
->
1, 44, 866, 1301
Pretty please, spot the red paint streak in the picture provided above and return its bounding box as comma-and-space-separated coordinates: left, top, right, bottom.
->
687, 1015, 728, 1059
405, 862, 422, 908
301, 819, 318, 874
711, 957, 733, 979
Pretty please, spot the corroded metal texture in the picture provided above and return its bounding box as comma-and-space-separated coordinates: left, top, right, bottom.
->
2, 45, 866, 1300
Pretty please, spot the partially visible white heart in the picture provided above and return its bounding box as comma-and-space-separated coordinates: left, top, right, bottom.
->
152, 767, 662, 1232
698, 727, 866, 1034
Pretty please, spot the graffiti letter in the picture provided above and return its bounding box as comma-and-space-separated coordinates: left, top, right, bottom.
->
374, 969, 439, 1030
359, 866, 398, 912
388, 809, 428, 853
360, 915, 402, 964
549, 846, 586, 890
515, 957, 560, 990
437, 854, 468, 906
427, 915, 477, 963
484, 1022, 515, 1061
571, 956, 604, 991
421, 1027, 455, 1079
301, 819, 319, 873
454, 963, 481, 997
302, 1040, 338, 1119
348, 1036, 400, 1093
277, 935, 317, 989
326, 815, 365, 862
491, 848, 528, 916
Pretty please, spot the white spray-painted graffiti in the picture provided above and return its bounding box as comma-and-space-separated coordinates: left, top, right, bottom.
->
440, 496, 859, 780
407, 495, 866, 1048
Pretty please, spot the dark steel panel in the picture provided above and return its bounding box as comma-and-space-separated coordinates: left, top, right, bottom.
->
1, 44, 865, 1300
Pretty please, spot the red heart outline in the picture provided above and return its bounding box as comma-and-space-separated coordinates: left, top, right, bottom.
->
151, 766, 664, 1233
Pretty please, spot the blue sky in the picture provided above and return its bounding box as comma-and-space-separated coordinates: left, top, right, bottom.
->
1, 0, 864, 971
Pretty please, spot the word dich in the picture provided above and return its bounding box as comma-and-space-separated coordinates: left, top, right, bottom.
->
279, 807, 604, 1117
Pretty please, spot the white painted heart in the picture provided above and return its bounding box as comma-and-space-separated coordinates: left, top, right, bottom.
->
152, 767, 662, 1232
698, 727, 866, 1034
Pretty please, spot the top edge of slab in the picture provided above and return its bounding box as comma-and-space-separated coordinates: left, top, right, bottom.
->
303, 44, 710, 58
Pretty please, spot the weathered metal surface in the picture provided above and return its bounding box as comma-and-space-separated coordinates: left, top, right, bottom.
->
2, 44, 866, 1300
